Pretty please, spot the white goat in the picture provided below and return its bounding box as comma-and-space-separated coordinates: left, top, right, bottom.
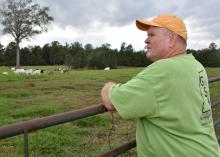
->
14, 69, 25, 74
32, 69, 44, 75
24, 69, 33, 74
104, 67, 110, 70
14, 69, 33, 74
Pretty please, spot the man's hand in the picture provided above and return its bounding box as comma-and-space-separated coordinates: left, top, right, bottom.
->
101, 82, 116, 111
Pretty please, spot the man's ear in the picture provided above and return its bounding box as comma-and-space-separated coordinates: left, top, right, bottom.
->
168, 33, 177, 48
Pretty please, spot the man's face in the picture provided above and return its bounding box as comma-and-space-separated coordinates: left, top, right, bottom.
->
145, 27, 170, 61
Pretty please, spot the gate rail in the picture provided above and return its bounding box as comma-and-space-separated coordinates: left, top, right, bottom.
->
0, 104, 107, 139
0, 75, 220, 157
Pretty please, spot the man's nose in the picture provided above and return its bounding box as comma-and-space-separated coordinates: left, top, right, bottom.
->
145, 38, 150, 44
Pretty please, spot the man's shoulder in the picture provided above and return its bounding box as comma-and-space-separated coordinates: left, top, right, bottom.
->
138, 54, 196, 78
152, 54, 197, 69
144, 58, 173, 71
136, 59, 170, 80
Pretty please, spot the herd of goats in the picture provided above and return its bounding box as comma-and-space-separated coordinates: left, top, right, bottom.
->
2, 67, 70, 75
1, 67, 111, 76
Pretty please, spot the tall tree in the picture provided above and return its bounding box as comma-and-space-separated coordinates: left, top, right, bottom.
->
42, 43, 52, 65
0, 0, 53, 67
65, 42, 85, 68
50, 41, 66, 65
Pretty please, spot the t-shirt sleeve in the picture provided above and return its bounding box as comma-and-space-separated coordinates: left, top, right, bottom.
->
109, 75, 158, 119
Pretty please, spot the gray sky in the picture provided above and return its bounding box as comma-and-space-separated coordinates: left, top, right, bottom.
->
1, 0, 220, 50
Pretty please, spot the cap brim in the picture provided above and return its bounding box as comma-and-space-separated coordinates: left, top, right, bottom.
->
136, 19, 161, 31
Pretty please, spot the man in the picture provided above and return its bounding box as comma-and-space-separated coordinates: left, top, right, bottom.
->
101, 14, 220, 157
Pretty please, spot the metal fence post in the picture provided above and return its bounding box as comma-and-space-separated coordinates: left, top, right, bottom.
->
24, 130, 29, 157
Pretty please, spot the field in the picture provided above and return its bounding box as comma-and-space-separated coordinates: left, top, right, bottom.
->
0, 66, 220, 157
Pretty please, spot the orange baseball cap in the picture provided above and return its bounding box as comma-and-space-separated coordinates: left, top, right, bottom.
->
136, 14, 187, 41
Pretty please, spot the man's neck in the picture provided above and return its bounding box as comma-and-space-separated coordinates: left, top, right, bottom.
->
166, 45, 186, 58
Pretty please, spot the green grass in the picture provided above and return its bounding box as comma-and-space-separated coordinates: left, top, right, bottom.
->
0, 66, 220, 157
0, 66, 137, 157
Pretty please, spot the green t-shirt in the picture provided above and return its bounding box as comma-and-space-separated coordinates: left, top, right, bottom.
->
109, 54, 220, 157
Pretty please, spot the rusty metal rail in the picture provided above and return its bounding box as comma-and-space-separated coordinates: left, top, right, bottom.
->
98, 140, 136, 157
0, 75, 219, 157
0, 104, 107, 140
208, 75, 220, 83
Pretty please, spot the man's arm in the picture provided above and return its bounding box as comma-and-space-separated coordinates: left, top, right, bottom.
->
101, 82, 116, 111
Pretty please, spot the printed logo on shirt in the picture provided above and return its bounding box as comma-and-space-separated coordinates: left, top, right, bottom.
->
198, 70, 212, 125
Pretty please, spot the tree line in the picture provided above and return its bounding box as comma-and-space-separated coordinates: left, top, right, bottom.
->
1, 0, 220, 69
0, 41, 220, 69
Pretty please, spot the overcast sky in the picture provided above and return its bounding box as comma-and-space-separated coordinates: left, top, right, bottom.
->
0, 0, 220, 51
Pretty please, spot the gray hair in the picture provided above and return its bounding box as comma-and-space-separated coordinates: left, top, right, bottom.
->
162, 28, 187, 48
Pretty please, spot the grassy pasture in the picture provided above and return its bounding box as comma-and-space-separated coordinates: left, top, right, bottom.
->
0, 66, 220, 157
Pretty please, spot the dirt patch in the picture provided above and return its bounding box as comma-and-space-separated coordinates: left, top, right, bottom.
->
42, 87, 59, 90
43, 91, 53, 94
0, 83, 36, 90
60, 85, 75, 89
24, 83, 35, 88
60, 83, 97, 90
75, 83, 98, 88
0, 85, 9, 90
